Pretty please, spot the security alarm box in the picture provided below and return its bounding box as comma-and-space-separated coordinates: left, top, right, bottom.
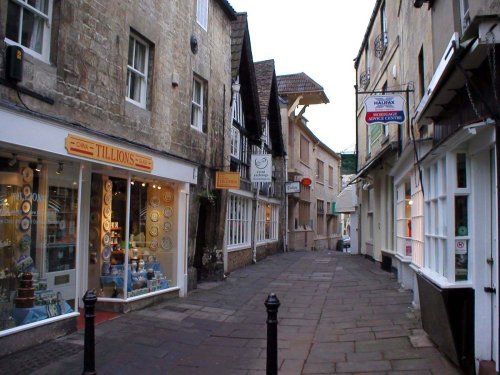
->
6, 45, 23, 82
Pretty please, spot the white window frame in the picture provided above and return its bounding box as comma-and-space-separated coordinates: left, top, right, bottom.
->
5, 0, 53, 62
262, 118, 270, 146
226, 194, 252, 249
231, 126, 240, 159
395, 181, 412, 258
126, 33, 149, 108
196, 0, 208, 31
256, 201, 278, 243
423, 152, 472, 285
191, 76, 204, 131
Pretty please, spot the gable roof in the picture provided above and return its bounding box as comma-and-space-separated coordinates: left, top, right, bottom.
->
277, 73, 329, 106
216, 0, 237, 20
255, 59, 285, 156
231, 13, 261, 138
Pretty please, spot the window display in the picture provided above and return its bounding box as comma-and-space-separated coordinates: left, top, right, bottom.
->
0, 156, 78, 332
88, 174, 176, 299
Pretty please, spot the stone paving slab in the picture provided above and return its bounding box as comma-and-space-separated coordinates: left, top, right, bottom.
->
0, 250, 463, 374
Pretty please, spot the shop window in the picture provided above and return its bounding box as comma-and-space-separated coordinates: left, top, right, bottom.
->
88, 174, 175, 299
396, 181, 412, 257
127, 32, 149, 108
0, 156, 78, 332
196, 0, 208, 30
424, 152, 470, 282
5, 0, 52, 61
226, 194, 251, 248
256, 202, 278, 244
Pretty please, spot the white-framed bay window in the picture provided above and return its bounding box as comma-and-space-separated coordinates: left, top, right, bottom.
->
423, 152, 471, 284
230, 126, 240, 158
5, 0, 53, 61
256, 201, 279, 243
127, 33, 149, 108
226, 194, 252, 249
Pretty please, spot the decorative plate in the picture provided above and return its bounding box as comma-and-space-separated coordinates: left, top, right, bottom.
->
102, 246, 112, 260
90, 212, 99, 225
104, 192, 112, 206
103, 219, 111, 232
22, 184, 32, 198
102, 232, 111, 245
150, 196, 160, 208
150, 210, 159, 222
89, 227, 99, 241
161, 236, 172, 250
162, 188, 174, 203
90, 196, 101, 207
163, 220, 172, 232
21, 235, 31, 251
164, 206, 173, 218
21, 200, 31, 214
149, 239, 158, 251
103, 206, 111, 218
105, 180, 113, 192
20, 216, 31, 232
149, 225, 158, 237
22, 167, 33, 182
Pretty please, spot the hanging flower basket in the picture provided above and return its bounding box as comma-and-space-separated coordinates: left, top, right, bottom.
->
198, 189, 216, 206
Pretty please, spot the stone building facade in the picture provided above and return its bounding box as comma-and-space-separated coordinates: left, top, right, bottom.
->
0, 0, 235, 355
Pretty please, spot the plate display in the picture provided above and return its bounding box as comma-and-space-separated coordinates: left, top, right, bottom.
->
21, 235, 31, 251
149, 225, 158, 237
162, 188, 174, 203
20, 216, 30, 232
22, 184, 31, 198
102, 246, 112, 260
163, 220, 172, 232
150, 210, 159, 222
161, 236, 172, 250
21, 200, 31, 214
150, 196, 160, 208
105, 180, 113, 192
103, 206, 111, 219
164, 207, 173, 218
103, 232, 111, 245
22, 168, 33, 182
104, 192, 112, 206
103, 220, 111, 232
149, 239, 158, 251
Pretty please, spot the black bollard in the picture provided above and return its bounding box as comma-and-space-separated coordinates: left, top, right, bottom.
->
264, 293, 280, 375
82, 289, 97, 375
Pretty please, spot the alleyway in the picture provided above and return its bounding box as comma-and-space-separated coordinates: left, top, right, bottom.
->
1, 250, 462, 375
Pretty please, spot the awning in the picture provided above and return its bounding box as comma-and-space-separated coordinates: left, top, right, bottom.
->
348, 141, 398, 186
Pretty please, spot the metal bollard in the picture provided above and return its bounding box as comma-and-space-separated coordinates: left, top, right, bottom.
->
264, 293, 280, 375
82, 289, 97, 375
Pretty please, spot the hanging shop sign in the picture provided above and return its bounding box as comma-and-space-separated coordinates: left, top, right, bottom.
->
215, 171, 240, 189
250, 154, 272, 183
301, 177, 312, 186
285, 181, 300, 194
65, 134, 153, 172
364, 95, 406, 125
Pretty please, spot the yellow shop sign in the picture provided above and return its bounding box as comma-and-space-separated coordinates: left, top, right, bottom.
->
65, 134, 153, 172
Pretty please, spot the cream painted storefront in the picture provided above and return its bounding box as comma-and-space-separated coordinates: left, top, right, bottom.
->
0, 105, 196, 340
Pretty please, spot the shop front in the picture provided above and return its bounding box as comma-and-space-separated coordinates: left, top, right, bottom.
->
0, 105, 196, 352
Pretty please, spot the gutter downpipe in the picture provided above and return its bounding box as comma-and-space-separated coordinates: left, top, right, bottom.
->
284, 154, 289, 252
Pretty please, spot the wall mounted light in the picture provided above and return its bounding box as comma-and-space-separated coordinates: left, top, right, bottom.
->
56, 162, 63, 175
35, 159, 42, 172
8, 153, 17, 167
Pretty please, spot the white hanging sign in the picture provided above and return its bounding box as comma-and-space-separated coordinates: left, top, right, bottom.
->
364, 95, 406, 125
250, 154, 272, 183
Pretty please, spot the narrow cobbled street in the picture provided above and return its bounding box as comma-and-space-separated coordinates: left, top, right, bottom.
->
1, 250, 462, 374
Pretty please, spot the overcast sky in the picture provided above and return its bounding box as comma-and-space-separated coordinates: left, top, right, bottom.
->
227, 0, 376, 154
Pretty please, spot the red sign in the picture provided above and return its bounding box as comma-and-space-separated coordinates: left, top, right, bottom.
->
301, 177, 312, 186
